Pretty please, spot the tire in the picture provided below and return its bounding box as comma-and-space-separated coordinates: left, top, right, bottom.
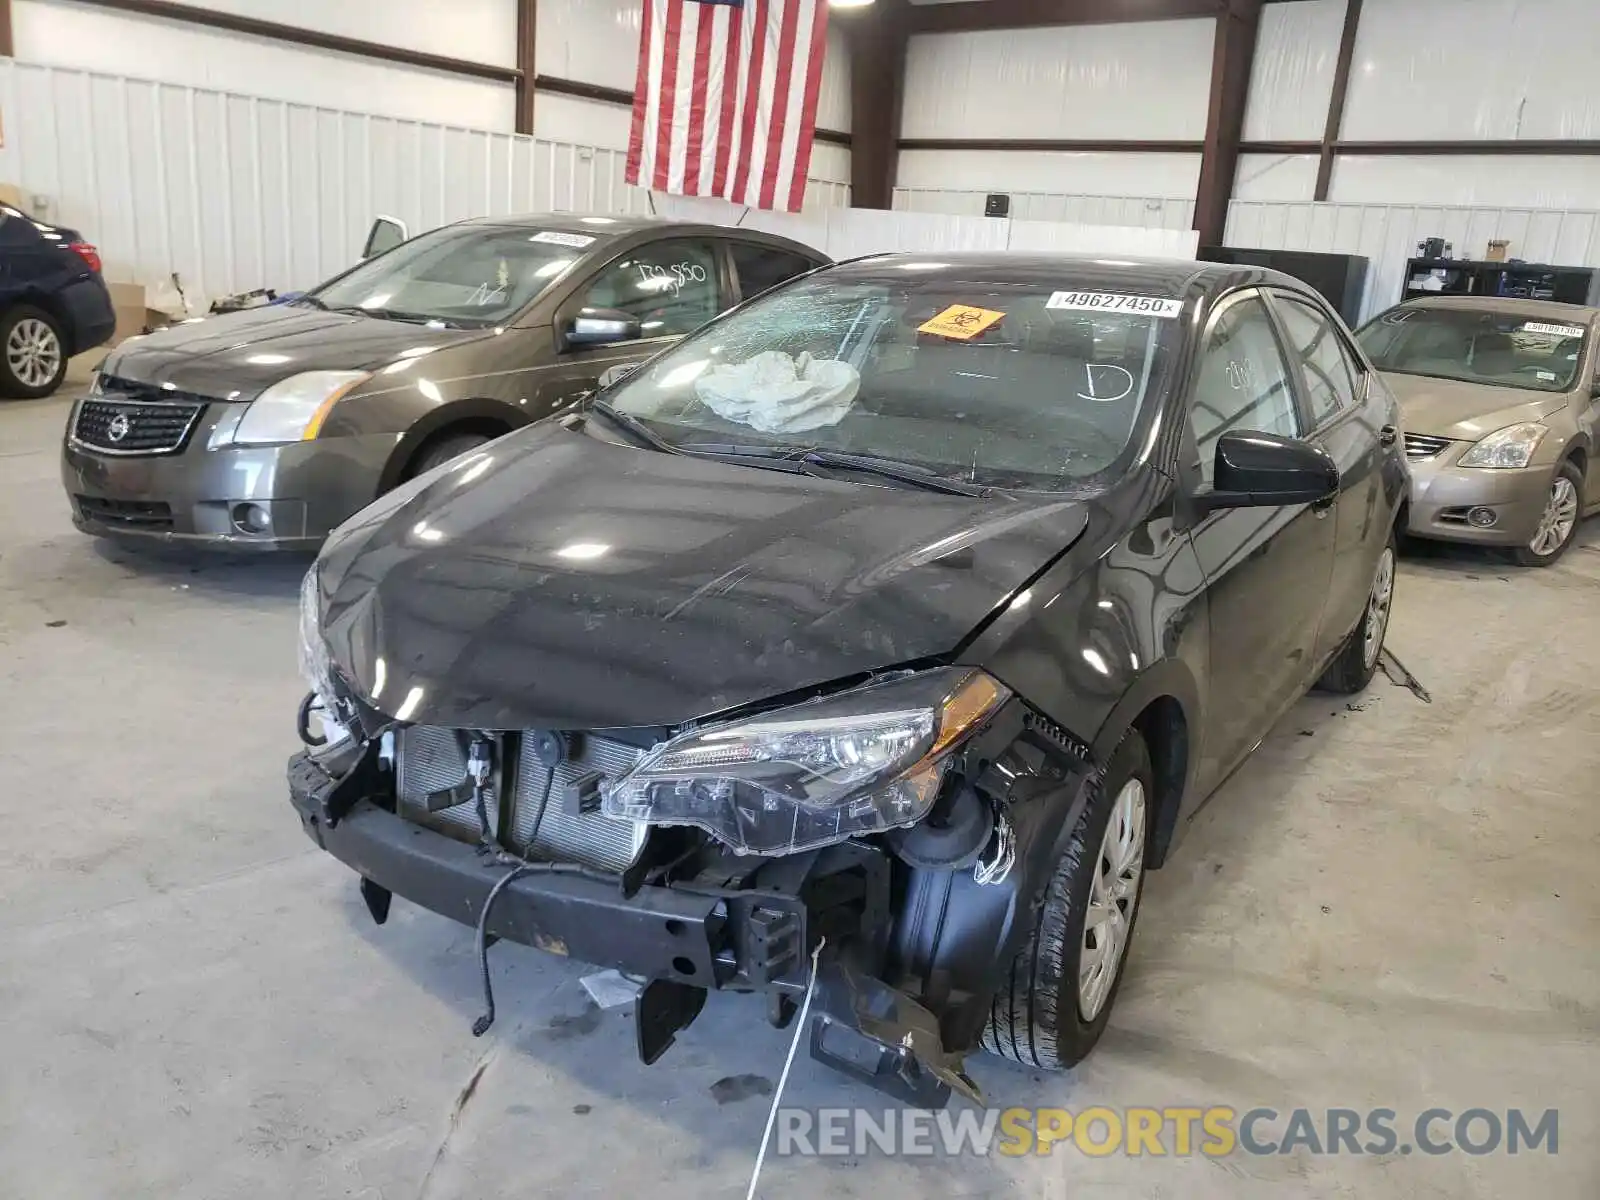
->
1318, 532, 1397, 695
981, 731, 1153, 1070
403, 432, 492, 481
1513, 460, 1584, 567
0, 305, 67, 399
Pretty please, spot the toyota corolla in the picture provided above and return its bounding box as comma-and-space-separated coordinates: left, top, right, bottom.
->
289, 254, 1406, 1104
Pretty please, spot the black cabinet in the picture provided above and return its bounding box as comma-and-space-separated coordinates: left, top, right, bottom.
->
1197, 246, 1370, 327
1401, 258, 1600, 306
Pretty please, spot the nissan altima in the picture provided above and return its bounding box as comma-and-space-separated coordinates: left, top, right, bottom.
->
288, 254, 1407, 1104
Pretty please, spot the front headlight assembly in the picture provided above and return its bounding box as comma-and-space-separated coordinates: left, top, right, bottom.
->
1458, 422, 1548, 469
220, 370, 371, 447
603, 668, 1010, 856
298, 565, 337, 703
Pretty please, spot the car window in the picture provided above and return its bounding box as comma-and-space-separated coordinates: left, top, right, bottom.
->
1355, 306, 1587, 393
1274, 293, 1359, 426
730, 242, 817, 301
579, 239, 722, 340
1191, 294, 1301, 484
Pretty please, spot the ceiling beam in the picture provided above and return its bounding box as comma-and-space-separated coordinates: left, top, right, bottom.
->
65, 0, 520, 83
1314, 0, 1361, 201
514, 0, 537, 136
1193, 0, 1261, 247
907, 0, 1227, 35
838, 1, 910, 209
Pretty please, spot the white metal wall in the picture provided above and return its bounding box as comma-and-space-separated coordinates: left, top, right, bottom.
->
892, 187, 1195, 232
0, 58, 851, 303
1226, 199, 1600, 323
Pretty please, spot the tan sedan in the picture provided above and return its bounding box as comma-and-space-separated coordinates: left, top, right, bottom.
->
1356, 296, 1600, 565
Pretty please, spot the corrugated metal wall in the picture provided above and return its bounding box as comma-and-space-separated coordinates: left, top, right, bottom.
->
893, 188, 1195, 232
1225, 200, 1600, 323
0, 58, 850, 304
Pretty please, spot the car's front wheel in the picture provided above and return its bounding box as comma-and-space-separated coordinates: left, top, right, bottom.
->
1514, 460, 1584, 567
0, 305, 67, 398
1318, 532, 1396, 694
981, 731, 1152, 1070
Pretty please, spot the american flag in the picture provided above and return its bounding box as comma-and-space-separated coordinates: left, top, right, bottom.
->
626, 0, 830, 214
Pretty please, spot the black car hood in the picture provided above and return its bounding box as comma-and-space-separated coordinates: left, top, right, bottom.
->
101, 304, 487, 399
316, 424, 1090, 730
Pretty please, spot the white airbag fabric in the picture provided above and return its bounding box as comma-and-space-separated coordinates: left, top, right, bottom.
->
695, 351, 860, 433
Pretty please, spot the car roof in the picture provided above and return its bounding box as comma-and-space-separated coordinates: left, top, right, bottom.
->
819, 252, 1308, 301
1398, 295, 1599, 322
455, 212, 824, 255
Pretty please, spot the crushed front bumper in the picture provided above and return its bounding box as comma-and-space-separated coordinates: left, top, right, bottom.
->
288, 749, 975, 1105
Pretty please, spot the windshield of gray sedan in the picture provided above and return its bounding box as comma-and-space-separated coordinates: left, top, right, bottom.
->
1356, 307, 1588, 393
308, 225, 595, 326
603, 274, 1181, 490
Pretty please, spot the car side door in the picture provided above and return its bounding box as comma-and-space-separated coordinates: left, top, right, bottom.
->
1583, 320, 1600, 511
1182, 289, 1340, 792
536, 234, 729, 409
1264, 288, 1390, 669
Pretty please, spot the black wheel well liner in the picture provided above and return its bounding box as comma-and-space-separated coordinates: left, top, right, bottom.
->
377, 398, 526, 492
1564, 441, 1588, 475
1090, 662, 1198, 870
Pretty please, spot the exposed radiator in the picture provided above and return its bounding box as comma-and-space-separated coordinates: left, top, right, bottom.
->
394, 727, 648, 874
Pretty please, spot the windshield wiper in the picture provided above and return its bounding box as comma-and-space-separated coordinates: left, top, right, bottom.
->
328, 304, 456, 327
296, 295, 331, 311
588, 399, 682, 454
677, 444, 987, 497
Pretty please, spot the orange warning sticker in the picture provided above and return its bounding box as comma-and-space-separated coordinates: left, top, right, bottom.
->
917, 304, 1005, 340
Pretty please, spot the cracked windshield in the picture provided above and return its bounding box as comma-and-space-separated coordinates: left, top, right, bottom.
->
604, 270, 1181, 491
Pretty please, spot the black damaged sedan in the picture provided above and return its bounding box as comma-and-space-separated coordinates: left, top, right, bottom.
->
289, 254, 1407, 1105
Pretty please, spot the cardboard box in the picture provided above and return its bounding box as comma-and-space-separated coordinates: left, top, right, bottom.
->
0, 182, 42, 217
1486, 239, 1511, 263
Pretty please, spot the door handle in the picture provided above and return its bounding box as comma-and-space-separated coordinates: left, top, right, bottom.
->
1379, 424, 1398, 447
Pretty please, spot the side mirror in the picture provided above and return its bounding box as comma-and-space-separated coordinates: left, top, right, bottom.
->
565, 308, 642, 348
362, 215, 408, 259
1198, 430, 1340, 514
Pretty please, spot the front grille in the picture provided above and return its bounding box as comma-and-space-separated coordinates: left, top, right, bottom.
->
74, 495, 174, 529
74, 398, 205, 455
394, 728, 648, 874
1404, 433, 1453, 461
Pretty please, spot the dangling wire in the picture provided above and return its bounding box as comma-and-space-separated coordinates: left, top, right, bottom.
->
746, 935, 826, 1200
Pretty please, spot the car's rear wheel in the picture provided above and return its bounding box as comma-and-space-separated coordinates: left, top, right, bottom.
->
1513, 460, 1583, 567
1318, 533, 1396, 694
0, 305, 67, 398
981, 731, 1152, 1070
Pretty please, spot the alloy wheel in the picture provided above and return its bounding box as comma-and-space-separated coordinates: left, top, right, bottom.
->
1079, 777, 1146, 1022
1529, 477, 1579, 558
6, 317, 61, 390
1362, 545, 1396, 670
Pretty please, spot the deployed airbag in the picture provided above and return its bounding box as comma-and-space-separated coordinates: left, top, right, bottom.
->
695, 351, 860, 433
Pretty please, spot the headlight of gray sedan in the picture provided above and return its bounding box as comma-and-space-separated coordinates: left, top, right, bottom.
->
297, 565, 337, 703
602, 668, 1010, 856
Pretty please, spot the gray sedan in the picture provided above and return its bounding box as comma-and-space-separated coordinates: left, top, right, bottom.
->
62, 214, 826, 550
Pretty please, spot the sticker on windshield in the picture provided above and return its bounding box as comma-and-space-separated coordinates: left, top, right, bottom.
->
918, 304, 1005, 340
531, 230, 596, 248
1521, 321, 1586, 339
1046, 291, 1184, 318
1537, 370, 1558, 381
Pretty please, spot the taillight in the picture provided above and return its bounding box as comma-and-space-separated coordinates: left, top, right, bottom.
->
68, 242, 102, 274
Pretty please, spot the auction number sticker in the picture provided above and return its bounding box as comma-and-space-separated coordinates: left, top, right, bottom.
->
1521, 321, 1587, 339
1047, 291, 1184, 318
918, 304, 1006, 340
531, 230, 596, 248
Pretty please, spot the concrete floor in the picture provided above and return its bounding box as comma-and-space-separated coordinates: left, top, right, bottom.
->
2, 388, 1597, 1200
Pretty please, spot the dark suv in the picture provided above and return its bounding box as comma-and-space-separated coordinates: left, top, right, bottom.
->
0, 205, 114, 398
61, 215, 825, 549
289, 255, 1407, 1105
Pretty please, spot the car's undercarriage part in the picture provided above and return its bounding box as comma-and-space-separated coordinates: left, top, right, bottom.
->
884, 780, 994, 870
634, 978, 707, 1065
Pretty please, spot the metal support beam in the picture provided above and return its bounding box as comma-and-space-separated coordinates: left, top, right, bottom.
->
0, 0, 12, 59
1193, 0, 1261, 248
839, 2, 909, 210
1314, 0, 1362, 201
514, 0, 537, 136
909, 0, 1226, 34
